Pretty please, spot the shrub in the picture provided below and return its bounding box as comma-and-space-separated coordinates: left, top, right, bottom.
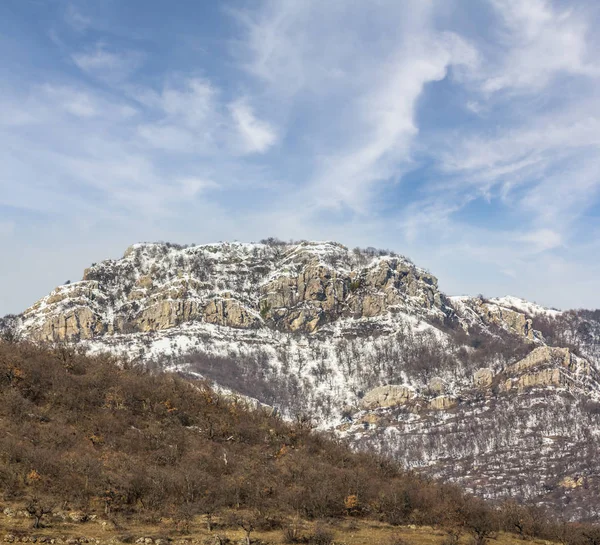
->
309, 525, 334, 545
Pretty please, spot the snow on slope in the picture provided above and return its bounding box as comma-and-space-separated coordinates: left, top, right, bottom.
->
489, 295, 562, 318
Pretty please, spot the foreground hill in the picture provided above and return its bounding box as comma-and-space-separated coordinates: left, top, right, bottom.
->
3, 239, 600, 519
0, 341, 564, 545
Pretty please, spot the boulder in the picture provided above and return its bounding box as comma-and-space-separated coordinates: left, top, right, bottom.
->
361, 385, 415, 409
428, 377, 446, 394
560, 475, 584, 488
474, 368, 494, 388
429, 395, 458, 410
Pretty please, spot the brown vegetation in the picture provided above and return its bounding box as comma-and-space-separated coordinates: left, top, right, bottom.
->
0, 341, 598, 545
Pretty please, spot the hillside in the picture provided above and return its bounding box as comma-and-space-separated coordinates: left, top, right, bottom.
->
3, 239, 600, 520
0, 341, 554, 544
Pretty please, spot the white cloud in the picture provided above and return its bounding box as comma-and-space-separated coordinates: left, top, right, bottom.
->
72, 44, 143, 82
431, 106, 600, 236
178, 177, 218, 197
41, 84, 99, 118
65, 4, 91, 32
133, 79, 217, 152
0, 84, 136, 128
482, 0, 598, 93
158, 79, 216, 128
518, 229, 563, 252
310, 34, 477, 211
135, 78, 278, 156
229, 99, 278, 154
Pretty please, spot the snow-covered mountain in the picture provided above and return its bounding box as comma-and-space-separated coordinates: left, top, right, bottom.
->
3, 239, 600, 520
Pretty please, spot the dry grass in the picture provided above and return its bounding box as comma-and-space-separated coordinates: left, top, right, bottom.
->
0, 509, 555, 545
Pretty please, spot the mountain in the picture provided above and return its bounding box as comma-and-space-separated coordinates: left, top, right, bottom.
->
4, 239, 600, 521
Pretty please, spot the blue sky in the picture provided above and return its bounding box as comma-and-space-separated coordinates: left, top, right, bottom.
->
2, 0, 600, 314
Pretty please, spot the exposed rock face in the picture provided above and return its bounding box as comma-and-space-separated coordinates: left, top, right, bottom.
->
451, 296, 538, 340
20, 241, 451, 340
560, 475, 584, 489
506, 346, 572, 375
472, 346, 594, 394
21, 281, 108, 341
361, 385, 415, 409
474, 368, 494, 388
515, 368, 563, 390
204, 298, 260, 329
475, 299, 535, 339
499, 368, 564, 392
135, 300, 202, 332
260, 256, 444, 332
429, 395, 458, 410
428, 377, 446, 394
37, 307, 105, 341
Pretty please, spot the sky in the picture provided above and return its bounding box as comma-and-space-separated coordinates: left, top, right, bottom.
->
2, 0, 600, 315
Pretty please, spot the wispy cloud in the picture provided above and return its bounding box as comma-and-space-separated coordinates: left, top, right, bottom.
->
482, 0, 598, 93
229, 99, 278, 154
235, 1, 478, 211
72, 44, 144, 82
64, 4, 91, 32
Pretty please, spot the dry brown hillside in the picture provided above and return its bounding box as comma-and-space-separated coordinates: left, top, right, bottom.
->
0, 341, 598, 545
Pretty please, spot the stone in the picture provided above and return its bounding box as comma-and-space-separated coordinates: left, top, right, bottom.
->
428, 377, 446, 394
136, 275, 153, 289
517, 368, 563, 390
68, 511, 88, 523
360, 413, 381, 425
429, 395, 458, 410
29, 305, 105, 342
203, 298, 259, 329
507, 346, 572, 375
469, 299, 535, 340
361, 385, 415, 409
474, 368, 494, 388
560, 475, 584, 488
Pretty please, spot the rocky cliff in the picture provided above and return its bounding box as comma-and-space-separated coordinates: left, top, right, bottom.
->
4, 239, 600, 521
19, 241, 449, 341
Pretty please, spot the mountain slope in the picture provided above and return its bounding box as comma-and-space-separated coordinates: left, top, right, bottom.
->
0, 342, 500, 529
4, 239, 600, 520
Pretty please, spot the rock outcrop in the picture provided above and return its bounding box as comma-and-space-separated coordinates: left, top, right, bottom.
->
466, 298, 535, 339
470, 346, 594, 394
506, 346, 572, 375
361, 385, 415, 409
37, 307, 105, 341
204, 297, 260, 329
20, 241, 450, 340
429, 395, 458, 410
474, 368, 494, 388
